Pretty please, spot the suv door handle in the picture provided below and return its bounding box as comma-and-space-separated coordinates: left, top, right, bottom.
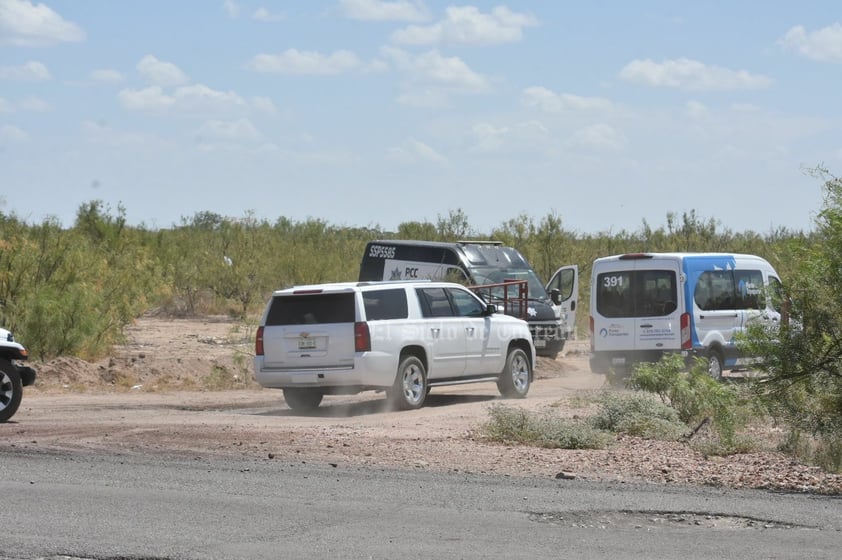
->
466, 327, 475, 335
430, 327, 440, 338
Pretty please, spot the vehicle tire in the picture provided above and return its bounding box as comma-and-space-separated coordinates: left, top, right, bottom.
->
706, 349, 724, 381
282, 388, 323, 413
0, 358, 23, 423
497, 347, 531, 398
388, 355, 427, 410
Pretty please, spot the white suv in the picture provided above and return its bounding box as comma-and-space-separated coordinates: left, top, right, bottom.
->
254, 280, 536, 412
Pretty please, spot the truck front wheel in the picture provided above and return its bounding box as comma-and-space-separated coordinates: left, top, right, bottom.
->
0, 358, 23, 423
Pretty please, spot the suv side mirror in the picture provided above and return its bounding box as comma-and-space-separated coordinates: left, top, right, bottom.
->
550, 288, 561, 305
485, 303, 497, 316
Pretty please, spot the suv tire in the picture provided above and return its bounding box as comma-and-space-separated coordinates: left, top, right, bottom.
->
497, 347, 531, 398
283, 388, 324, 413
388, 355, 427, 410
0, 358, 23, 423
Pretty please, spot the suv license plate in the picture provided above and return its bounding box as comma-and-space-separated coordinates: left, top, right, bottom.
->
534, 339, 546, 348
298, 338, 316, 350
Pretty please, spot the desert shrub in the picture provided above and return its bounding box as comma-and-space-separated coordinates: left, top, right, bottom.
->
480, 404, 612, 450
629, 354, 743, 448
591, 392, 686, 441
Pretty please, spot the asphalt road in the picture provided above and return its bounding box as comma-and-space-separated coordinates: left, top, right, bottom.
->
1, 448, 840, 560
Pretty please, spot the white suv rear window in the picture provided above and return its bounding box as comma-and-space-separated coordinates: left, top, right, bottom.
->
266, 293, 355, 325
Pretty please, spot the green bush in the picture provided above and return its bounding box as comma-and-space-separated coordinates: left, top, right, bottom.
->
629, 354, 742, 447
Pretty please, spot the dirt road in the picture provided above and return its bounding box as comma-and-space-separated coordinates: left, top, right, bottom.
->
3, 316, 841, 494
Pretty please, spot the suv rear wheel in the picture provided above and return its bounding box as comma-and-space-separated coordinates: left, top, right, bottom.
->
497, 347, 531, 398
388, 355, 427, 410
0, 358, 23, 423
283, 388, 324, 413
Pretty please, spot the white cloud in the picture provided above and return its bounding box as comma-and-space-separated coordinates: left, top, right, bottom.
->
341, 0, 429, 22
137, 55, 190, 87
467, 120, 550, 154
381, 47, 490, 95
0, 0, 84, 46
252, 7, 285, 22
196, 118, 262, 144
619, 58, 772, 91
118, 84, 248, 115
118, 86, 174, 112
522, 87, 613, 112
247, 49, 362, 75
90, 68, 125, 83
471, 122, 509, 152
387, 137, 447, 163
779, 23, 842, 63
250, 96, 278, 115
569, 123, 627, 152
0, 124, 29, 143
0, 60, 50, 81
19, 96, 50, 112
222, 0, 239, 18
391, 6, 537, 46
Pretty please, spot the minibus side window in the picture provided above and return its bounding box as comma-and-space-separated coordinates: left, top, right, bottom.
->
695, 270, 736, 311
733, 270, 764, 309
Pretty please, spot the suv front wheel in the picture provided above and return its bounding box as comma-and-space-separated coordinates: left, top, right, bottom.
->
497, 347, 531, 398
389, 355, 427, 410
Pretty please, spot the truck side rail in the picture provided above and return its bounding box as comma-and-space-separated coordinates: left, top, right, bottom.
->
469, 280, 528, 320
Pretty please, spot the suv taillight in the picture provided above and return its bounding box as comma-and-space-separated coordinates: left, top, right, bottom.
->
680, 313, 691, 350
255, 326, 264, 356
355, 321, 371, 352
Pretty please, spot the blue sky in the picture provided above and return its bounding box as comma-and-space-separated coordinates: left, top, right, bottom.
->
1, 1, 840, 235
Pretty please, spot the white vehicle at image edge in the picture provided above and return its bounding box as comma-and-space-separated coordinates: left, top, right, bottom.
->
253, 280, 536, 412
0, 326, 37, 423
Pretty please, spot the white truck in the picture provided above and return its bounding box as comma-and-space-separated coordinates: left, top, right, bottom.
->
0, 327, 36, 422
253, 280, 536, 412
359, 240, 578, 358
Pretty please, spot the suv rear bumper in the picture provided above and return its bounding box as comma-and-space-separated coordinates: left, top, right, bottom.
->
254, 355, 396, 389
